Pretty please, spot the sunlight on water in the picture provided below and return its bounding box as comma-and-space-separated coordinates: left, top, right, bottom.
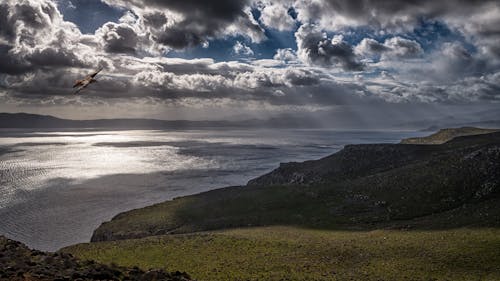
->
0, 129, 425, 250
0, 131, 215, 208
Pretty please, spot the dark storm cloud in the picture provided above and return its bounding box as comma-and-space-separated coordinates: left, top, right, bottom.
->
27, 48, 87, 68
296, 0, 497, 28
0, 4, 16, 40
109, 0, 248, 20
295, 24, 364, 70
152, 14, 264, 49
2, 69, 75, 98
155, 24, 206, 49
142, 12, 167, 28
0, 45, 31, 75
104, 0, 264, 49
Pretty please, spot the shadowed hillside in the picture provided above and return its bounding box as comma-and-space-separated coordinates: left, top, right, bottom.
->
91, 132, 500, 242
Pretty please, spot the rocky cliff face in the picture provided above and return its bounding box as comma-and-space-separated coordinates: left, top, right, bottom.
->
248, 132, 500, 188
0, 236, 192, 281
247, 143, 435, 186
245, 132, 500, 219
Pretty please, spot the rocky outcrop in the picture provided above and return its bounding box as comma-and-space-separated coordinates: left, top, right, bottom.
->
0, 236, 192, 281
249, 131, 500, 187
247, 143, 435, 186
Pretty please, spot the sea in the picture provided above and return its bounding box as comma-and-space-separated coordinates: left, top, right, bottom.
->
0, 128, 425, 251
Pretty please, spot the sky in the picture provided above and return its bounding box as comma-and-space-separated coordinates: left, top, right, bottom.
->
0, 0, 499, 127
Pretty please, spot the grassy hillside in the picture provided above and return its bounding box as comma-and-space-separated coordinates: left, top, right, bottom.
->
64, 227, 500, 281
63, 131, 500, 281
400, 127, 499, 144
0, 236, 192, 281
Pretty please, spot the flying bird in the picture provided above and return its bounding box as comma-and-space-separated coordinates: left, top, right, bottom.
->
73, 67, 103, 94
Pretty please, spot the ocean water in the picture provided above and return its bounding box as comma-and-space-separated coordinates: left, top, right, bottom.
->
0, 128, 425, 251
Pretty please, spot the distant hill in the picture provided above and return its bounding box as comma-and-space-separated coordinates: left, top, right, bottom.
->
0, 112, 327, 129
400, 127, 499, 144
0, 113, 233, 129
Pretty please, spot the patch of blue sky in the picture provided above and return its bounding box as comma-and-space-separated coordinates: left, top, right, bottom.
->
57, 0, 125, 34
167, 28, 297, 61
410, 19, 476, 53
340, 19, 475, 53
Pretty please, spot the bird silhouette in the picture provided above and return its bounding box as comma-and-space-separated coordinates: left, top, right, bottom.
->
73, 67, 103, 94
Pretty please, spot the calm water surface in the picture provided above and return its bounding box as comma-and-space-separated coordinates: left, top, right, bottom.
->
0, 128, 425, 250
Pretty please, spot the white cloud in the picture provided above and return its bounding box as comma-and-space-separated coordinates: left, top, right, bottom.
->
233, 41, 254, 56
273, 48, 298, 62
355, 37, 423, 60
258, 2, 296, 31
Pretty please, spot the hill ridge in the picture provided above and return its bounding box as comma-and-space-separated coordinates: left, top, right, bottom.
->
90, 131, 500, 242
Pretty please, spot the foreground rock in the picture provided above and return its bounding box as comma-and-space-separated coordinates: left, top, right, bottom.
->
0, 236, 192, 281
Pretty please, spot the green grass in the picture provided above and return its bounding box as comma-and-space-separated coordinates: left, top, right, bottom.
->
78, 132, 500, 280
64, 226, 500, 281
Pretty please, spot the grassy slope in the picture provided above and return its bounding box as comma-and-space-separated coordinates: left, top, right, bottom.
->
400, 127, 499, 144
64, 226, 500, 281
0, 236, 192, 281
64, 132, 500, 280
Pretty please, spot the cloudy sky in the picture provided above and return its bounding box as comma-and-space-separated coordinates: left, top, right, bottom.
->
0, 0, 499, 126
